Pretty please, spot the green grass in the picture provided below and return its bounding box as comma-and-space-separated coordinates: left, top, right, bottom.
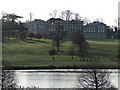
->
2, 38, 118, 68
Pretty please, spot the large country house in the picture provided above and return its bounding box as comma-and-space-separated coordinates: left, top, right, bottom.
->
28, 18, 108, 38
83, 21, 107, 38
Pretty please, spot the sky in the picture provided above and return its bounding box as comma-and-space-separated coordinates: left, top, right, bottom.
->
0, 0, 119, 26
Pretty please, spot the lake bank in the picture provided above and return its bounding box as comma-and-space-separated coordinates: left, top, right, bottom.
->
3, 65, 120, 70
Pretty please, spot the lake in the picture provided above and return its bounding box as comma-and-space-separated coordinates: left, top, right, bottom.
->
14, 69, 119, 88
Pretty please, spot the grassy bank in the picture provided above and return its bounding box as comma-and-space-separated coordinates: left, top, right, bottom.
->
2, 38, 118, 69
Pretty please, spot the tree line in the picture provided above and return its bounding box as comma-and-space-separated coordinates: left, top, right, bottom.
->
2, 13, 27, 31
2, 31, 50, 41
49, 9, 91, 25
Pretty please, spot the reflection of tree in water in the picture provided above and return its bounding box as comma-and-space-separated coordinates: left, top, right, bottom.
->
1, 70, 16, 90
77, 69, 113, 90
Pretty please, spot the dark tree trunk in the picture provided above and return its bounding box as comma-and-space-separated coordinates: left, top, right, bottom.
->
82, 57, 84, 61
57, 46, 59, 52
52, 55, 55, 61
72, 55, 74, 59
94, 71, 98, 90
57, 41, 60, 52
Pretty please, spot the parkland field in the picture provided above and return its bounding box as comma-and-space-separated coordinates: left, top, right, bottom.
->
2, 38, 118, 69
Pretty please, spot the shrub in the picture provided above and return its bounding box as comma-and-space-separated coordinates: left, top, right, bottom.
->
49, 49, 57, 61
35, 33, 42, 41
28, 32, 35, 40
42, 32, 49, 40
18, 32, 27, 41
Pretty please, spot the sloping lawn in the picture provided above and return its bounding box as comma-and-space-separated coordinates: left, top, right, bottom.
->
2, 38, 118, 68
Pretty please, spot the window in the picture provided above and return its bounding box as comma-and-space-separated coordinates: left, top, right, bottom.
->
98, 27, 100, 30
103, 27, 105, 29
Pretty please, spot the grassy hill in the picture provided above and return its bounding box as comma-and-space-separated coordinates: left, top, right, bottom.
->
2, 38, 118, 69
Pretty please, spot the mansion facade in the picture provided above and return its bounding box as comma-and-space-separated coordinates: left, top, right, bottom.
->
83, 21, 107, 38
28, 18, 108, 38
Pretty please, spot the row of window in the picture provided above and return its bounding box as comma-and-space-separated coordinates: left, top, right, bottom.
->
50, 26, 82, 31
86, 27, 105, 30
64, 26, 81, 30
63, 25, 81, 28
84, 29, 105, 32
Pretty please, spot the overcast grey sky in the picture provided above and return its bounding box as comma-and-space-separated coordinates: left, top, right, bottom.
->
0, 0, 119, 26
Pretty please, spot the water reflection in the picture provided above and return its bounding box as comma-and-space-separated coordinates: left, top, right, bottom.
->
14, 69, 119, 89
15, 71, 79, 88
77, 69, 111, 89
1, 70, 16, 89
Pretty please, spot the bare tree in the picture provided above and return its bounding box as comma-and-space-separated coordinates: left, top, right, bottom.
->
59, 11, 65, 20
49, 10, 58, 18
82, 17, 91, 25
72, 30, 89, 60
74, 13, 82, 21
78, 69, 111, 90
115, 18, 120, 28
1, 11, 7, 22
60, 10, 73, 21
29, 12, 33, 21
52, 23, 67, 51
1, 70, 16, 89
95, 18, 104, 22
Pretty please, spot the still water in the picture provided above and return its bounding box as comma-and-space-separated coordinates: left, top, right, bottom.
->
14, 69, 119, 88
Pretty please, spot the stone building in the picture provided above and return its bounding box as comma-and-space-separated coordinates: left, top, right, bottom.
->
28, 18, 108, 39
47, 18, 83, 37
28, 19, 49, 34
83, 21, 107, 38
